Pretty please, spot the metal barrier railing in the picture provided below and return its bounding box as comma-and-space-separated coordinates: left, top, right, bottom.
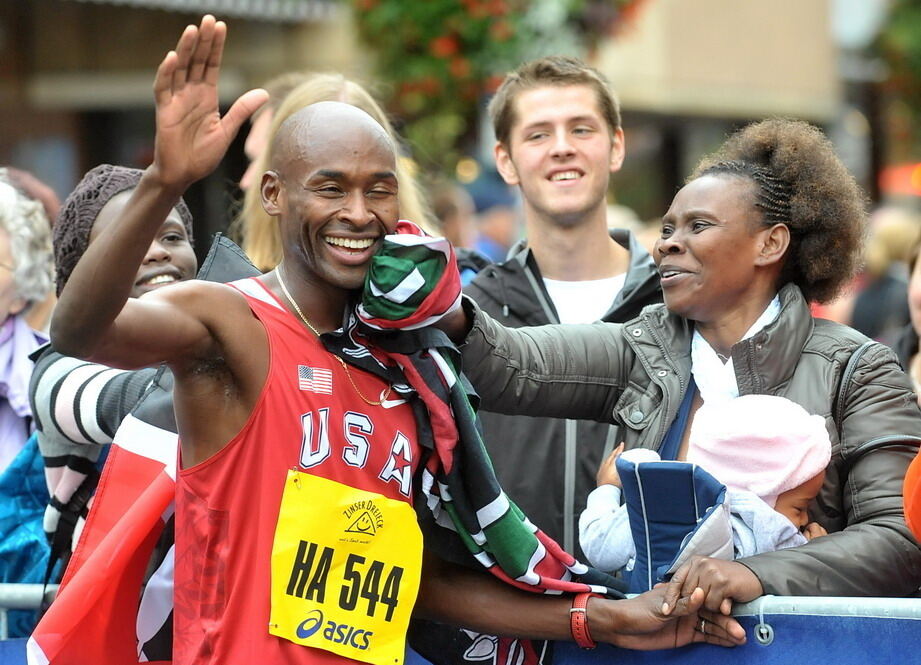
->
0, 584, 58, 640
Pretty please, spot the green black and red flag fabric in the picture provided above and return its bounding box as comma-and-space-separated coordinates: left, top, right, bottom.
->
339, 220, 622, 597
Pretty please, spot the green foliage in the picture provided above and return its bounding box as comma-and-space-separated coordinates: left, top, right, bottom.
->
350, 0, 644, 173
878, 0, 921, 154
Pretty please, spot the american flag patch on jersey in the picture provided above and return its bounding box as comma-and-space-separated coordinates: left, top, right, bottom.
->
298, 365, 333, 394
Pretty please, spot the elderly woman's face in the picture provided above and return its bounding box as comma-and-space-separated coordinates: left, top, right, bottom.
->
89, 190, 197, 298
0, 227, 26, 320
654, 174, 770, 323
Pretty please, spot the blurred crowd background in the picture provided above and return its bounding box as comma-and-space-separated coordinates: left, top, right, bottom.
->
2, 0, 921, 335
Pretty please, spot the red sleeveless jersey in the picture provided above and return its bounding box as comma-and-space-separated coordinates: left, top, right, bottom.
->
174, 278, 421, 665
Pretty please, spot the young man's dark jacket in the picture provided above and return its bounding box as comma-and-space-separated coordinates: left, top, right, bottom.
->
463, 228, 662, 559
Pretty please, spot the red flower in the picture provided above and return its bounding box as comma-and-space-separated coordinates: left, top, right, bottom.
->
430, 34, 460, 58
488, 0, 509, 16
463, 0, 488, 19
483, 74, 504, 94
449, 56, 472, 79
419, 76, 441, 95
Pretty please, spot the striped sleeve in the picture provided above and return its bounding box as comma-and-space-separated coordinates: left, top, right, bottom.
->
29, 346, 157, 450
29, 347, 159, 553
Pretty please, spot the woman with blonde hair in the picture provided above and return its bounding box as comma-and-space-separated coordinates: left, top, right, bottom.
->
234, 73, 434, 271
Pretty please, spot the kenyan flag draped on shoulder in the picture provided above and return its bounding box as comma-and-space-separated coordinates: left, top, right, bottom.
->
339, 220, 622, 598
358, 221, 462, 330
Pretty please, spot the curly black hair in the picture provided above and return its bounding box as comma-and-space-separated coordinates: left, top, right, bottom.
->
692, 119, 868, 303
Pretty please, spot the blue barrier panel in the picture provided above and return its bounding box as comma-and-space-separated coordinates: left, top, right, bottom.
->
0, 638, 26, 665
4, 598, 919, 665
556, 596, 921, 665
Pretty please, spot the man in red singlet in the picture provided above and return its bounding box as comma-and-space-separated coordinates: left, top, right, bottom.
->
50, 16, 744, 665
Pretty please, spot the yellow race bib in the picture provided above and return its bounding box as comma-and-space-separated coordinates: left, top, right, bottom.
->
270, 471, 422, 665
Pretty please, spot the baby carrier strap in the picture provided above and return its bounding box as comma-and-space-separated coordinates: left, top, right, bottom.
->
658, 378, 697, 461
618, 380, 734, 591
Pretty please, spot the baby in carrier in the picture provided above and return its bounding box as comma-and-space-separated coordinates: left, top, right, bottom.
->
579, 395, 831, 576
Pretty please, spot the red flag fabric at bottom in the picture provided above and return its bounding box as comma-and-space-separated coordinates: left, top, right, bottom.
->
28, 414, 177, 665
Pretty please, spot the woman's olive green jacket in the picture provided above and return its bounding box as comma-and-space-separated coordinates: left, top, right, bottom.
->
460, 283, 921, 597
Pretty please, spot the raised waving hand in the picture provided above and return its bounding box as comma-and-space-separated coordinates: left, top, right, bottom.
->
152, 15, 268, 189
50, 16, 267, 366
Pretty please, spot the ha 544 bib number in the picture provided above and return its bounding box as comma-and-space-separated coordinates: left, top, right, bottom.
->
270, 471, 422, 665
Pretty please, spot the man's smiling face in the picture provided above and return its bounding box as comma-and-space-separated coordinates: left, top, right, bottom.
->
264, 103, 400, 293
495, 84, 624, 228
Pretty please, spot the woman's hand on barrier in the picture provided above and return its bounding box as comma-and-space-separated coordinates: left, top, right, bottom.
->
595, 585, 746, 650
665, 556, 763, 615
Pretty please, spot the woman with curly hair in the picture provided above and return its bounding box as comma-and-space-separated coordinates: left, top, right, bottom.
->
0, 169, 54, 472
444, 119, 921, 620
233, 73, 434, 272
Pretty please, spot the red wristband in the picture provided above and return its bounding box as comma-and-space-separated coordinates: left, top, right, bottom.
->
570, 592, 600, 649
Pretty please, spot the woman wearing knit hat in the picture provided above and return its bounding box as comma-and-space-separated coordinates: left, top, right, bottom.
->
53, 164, 196, 298
581, 396, 831, 577
29, 163, 196, 565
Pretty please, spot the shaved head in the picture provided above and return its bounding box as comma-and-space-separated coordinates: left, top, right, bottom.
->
259, 100, 401, 292
270, 101, 396, 173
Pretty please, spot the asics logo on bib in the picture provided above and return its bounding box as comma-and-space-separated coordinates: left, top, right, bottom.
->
322, 620, 374, 650
296, 610, 374, 650
296, 610, 324, 638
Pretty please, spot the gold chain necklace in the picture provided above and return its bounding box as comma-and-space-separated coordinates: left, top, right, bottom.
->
275, 268, 392, 407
